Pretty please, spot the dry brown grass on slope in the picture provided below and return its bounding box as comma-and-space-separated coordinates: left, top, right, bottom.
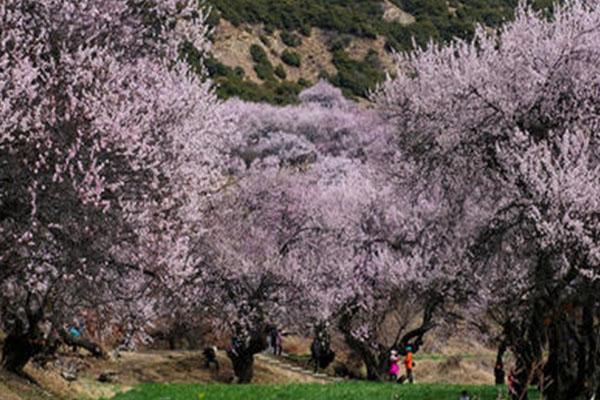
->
412, 356, 495, 385
280, 332, 498, 386
210, 19, 405, 87
211, 19, 337, 84
0, 347, 331, 400
0, 372, 59, 400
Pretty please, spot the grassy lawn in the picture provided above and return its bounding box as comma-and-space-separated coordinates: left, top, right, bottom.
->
105, 382, 539, 400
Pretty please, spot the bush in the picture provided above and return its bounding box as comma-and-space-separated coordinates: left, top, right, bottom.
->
297, 78, 310, 87
328, 34, 353, 52
273, 81, 303, 104
281, 50, 301, 67
249, 44, 274, 81
254, 63, 274, 81
281, 31, 302, 47
264, 23, 275, 34
178, 24, 313, 104
250, 44, 269, 64
211, 70, 302, 105
233, 66, 245, 77
299, 23, 312, 37
331, 50, 385, 98
274, 64, 287, 79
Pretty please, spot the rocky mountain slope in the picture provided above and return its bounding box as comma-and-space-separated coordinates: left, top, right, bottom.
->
199, 0, 552, 104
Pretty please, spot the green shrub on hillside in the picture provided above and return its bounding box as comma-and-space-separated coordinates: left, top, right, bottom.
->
250, 44, 269, 64
331, 50, 385, 98
281, 31, 302, 47
209, 0, 552, 54
299, 23, 312, 37
274, 64, 287, 79
209, 0, 386, 38
249, 44, 275, 81
215, 74, 302, 104
281, 50, 301, 67
254, 63, 274, 81
328, 34, 353, 52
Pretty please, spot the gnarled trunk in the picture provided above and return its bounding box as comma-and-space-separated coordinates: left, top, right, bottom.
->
338, 311, 388, 380
228, 350, 255, 383
543, 297, 600, 400
494, 340, 507, 385
348, 339, 387, 381
1, 334, 42, 374
511, 351, 531, 400
338, 297, 436, 381
226, 326, 268, 383
58, 328, 105, 358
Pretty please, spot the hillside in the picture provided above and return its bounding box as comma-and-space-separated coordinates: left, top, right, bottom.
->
199, 0, 554, 104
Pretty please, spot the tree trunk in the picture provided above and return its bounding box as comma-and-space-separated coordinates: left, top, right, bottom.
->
228, 350, 255, 383
585, 297, 600, 399
226, 326, 268, 383
350, 341, 386, 381
339, 326, 387, 380
543, 319, 565, 400
511, 352, 531, 400
58, 329, 105, 358
494, 340, 507, 385
168, 335, 177, 350
1, 334, 42, 374
543, 298, 600, 400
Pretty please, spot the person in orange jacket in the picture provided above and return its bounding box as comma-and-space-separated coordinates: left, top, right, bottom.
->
404, 345, 414, 383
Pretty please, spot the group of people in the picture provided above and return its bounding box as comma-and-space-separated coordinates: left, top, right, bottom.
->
389, 345, 415, 384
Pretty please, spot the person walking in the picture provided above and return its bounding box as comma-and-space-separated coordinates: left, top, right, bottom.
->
404, 345, 414, 384
494, 361, 505, 385
274, 329, 283, 356
494, 361, 506, 400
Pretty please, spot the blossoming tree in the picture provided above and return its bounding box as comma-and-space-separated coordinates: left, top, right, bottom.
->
0, 0, 230, 373
375, 1, 600, 398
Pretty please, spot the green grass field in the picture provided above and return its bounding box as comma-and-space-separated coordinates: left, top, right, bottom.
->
105, 382, 539, 400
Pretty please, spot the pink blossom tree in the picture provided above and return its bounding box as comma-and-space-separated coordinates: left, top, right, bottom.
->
226, 81, 379, 168
214, 84, 459, 381
0, 0, 230, 374
181, 163, 330, 383
175, 83, 393, 382
375, 1, 600, 397
306, 159, 465, 380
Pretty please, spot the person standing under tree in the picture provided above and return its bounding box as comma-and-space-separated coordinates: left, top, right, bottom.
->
389, 350, 401, 381
274, 329, 282, 356
494, 360, 506, 399
404, 345, 414, 383
269, 325, 283, 356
